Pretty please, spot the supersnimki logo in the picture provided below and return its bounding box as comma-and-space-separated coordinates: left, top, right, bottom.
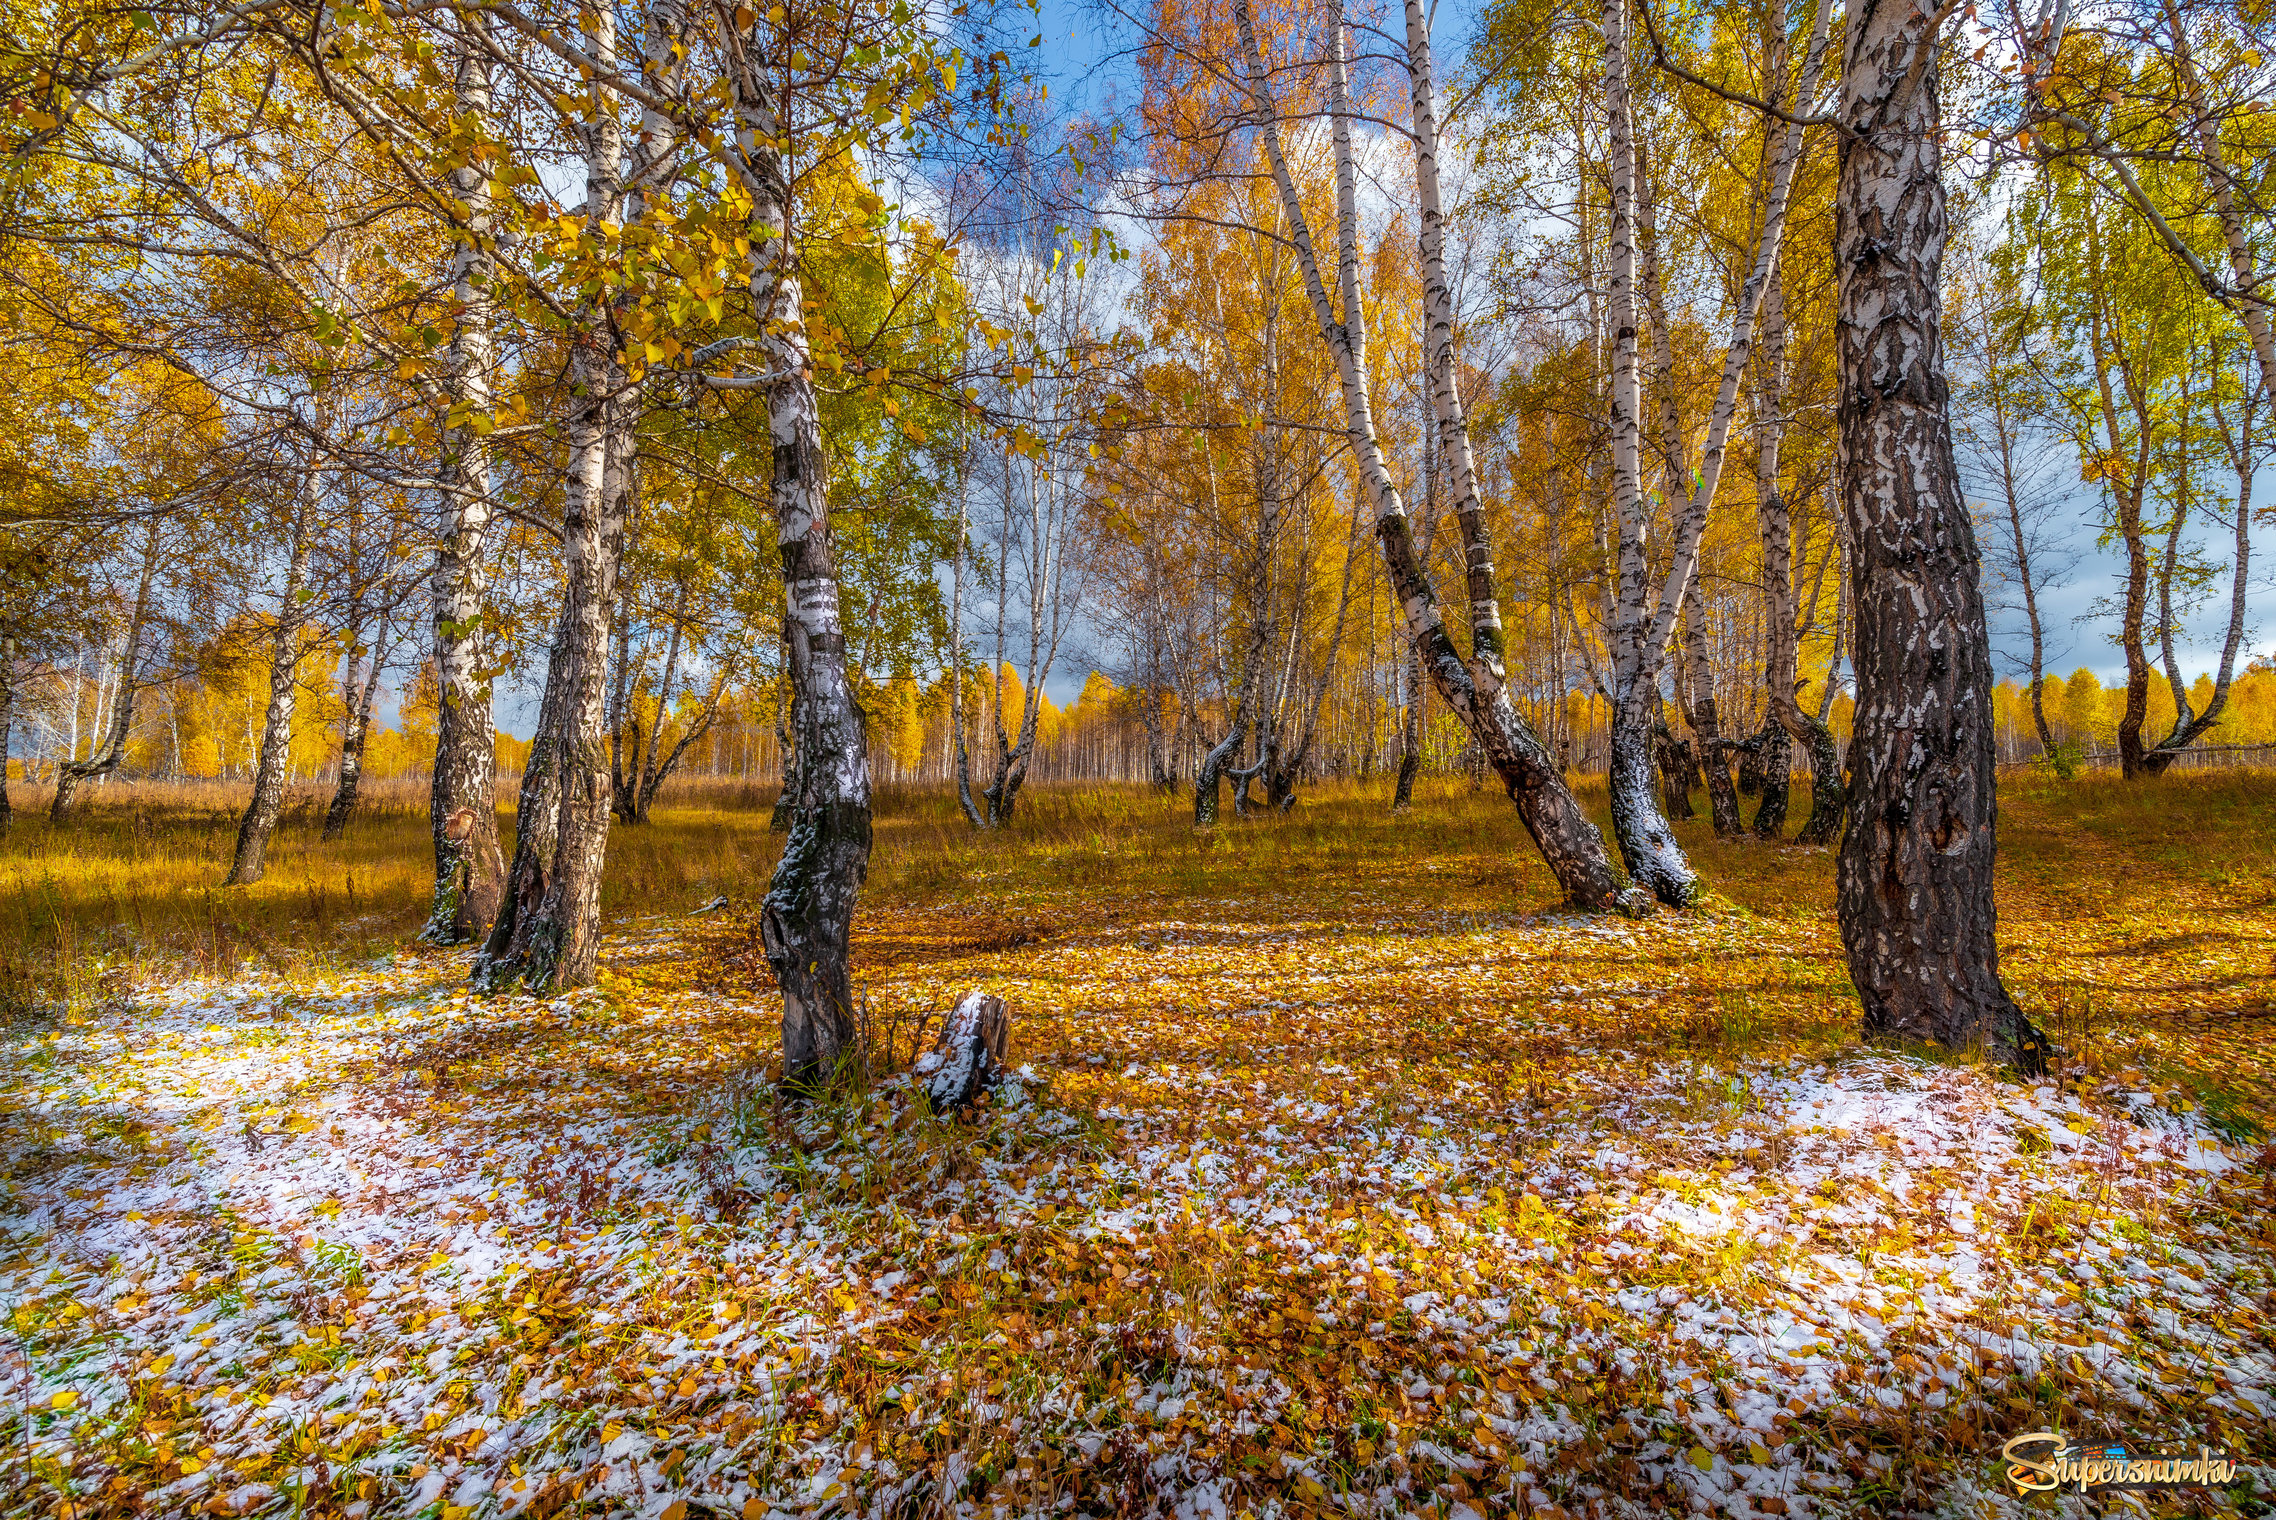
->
2001, 1431, 2238, 1495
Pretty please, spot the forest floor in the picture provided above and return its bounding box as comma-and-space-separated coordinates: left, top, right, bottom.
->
4, 773, 2276, 1520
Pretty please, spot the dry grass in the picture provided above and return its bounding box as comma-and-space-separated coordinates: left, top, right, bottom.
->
6, 768, 2275, 1518
8, 765, 2272, 1117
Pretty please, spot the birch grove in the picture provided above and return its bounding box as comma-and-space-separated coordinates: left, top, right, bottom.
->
3, 0, 2268, 1083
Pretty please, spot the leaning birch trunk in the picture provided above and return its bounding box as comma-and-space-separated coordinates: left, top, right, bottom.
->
51, 526, 158, 821
1236, 0, 1621, 909
1832, 0, 2045, 1072
1403, 0, 1502, 700
731, 32, 872, 1091
424, 13, 506, 942
225, 491, 316, 886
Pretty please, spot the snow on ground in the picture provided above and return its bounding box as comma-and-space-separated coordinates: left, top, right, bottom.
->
3, 907, 2272, 1518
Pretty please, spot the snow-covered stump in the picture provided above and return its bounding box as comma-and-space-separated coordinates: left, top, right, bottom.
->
917, 991, 1009, 1112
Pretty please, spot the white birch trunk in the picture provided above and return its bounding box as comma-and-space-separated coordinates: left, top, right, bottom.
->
728, 25, 873, 1090
425, 10, 506, 943
1235, 0, 1622, 908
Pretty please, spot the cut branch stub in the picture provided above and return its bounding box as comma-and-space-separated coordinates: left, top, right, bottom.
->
917, 991, 1009, 1112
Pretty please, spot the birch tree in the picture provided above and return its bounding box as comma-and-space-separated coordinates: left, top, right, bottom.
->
1235, 0, 1623, 909
424, 10, 510, 941
1830, 0, 2048, 1071
223, 463, 320, 885
1599, 0, 1830, 897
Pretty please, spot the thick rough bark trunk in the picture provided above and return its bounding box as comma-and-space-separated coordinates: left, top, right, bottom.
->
425, 15, 506, 942
1832, 0, 2046, 1072
1752, 722, 1792, 838
51, 528, 158, 822
485, 367, 625, 990
1238, 0, 1621, 908
1652, 717, 1698, 819
730, 40, 871, 1090
478, 615, 571, 979
225, 495, 315, 886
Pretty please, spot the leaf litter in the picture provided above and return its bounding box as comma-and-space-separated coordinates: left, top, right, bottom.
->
4, 897, 2273, 1519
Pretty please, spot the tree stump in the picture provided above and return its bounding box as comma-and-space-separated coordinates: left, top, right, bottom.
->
915, 991, 1009, 1112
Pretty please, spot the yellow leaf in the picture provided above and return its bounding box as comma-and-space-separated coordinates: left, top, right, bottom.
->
660, 1504, 688, 1520
178, 1458, 203, 1475
1749, 1441, 1772, 1464
744, 1501, 765, 1520
50, 1390, 76, 1409
1688, 1445, 1715, 1472
601, 1421, 623, 1442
